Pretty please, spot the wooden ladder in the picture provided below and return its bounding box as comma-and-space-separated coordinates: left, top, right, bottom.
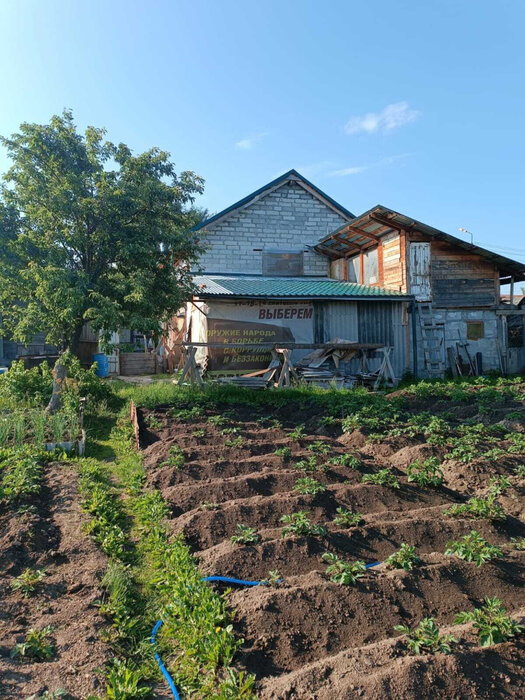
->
417, 303, 446, 376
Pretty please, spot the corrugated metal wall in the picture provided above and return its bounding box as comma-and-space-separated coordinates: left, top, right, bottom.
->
315, 301, 410, 379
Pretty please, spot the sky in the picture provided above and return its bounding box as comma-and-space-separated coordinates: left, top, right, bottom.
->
1, 0, 525, 273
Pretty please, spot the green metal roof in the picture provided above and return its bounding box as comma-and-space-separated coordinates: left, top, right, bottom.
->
193, 275, 411, 300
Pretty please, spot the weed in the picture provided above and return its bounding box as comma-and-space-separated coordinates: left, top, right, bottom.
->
509, 537, 525, 550
514, 464, 525, 477
288, 424, 306, 440
407, 457, 444, 487
274, 446, 292, 462
444, 495, 505, 521
105, 658, 151, 699
445, 530, 503, 566
11, 568, 46, 597
395, 618, 457, 654
221, 426, 239, 435
293, 477, 326, 495
319, 415, 338, 426
192, 428, 206, 438
307, 440, 331, 455
199, 501, 220, 511
322, 553, 366, 585
454, 597, 524, 647
230, 524, 260, 546
361, 469, 400, 489
145, 415, 162, 430
332, 507, 363, 528
385, 543, 421, 571
280, 511, 326, 538
24, 691, 69, 700
11, 627, 55, 660
0, 450, 43, 503
329, 454, 361, 469
261, 570, 282, 586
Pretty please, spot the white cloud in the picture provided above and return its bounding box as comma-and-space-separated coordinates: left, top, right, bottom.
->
326, 165, 368, 177
344, 102, 420, 135
326, 153, 413, 178
235, 132, 268, 150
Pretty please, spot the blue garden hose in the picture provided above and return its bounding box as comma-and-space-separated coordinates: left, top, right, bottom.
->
151, 566, 382, 698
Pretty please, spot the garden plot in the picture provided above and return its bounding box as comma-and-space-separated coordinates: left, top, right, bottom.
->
0, 459, 110, 698
139, 383, 525, 699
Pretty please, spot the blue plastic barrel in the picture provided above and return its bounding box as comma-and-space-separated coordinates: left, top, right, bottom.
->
92, 353, 109, 378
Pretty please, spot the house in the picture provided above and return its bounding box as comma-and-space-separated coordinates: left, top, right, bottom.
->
186, 169, 525, 379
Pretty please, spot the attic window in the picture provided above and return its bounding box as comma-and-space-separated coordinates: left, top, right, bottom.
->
262, 250, 304, 276
467, 321, 484, 340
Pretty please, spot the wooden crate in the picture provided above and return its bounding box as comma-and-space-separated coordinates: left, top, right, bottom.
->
119, 352, 156, 376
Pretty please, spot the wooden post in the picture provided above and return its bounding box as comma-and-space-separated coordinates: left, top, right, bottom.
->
510, 276, 515, 307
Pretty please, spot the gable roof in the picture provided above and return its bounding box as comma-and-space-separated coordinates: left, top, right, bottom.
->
193, 274, 410, 300
192, 169, 355, 231
315, 204, 525, 283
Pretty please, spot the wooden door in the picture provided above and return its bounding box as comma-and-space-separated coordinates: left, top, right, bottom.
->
409, 242, 431, 301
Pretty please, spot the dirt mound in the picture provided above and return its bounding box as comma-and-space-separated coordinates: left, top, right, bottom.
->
0, 464, 110, 698
140, 399, 525, 699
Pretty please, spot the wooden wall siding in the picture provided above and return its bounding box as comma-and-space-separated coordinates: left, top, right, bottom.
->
382, 233, 406, 291
430, 241, 498, 308
330, 258, 347, 280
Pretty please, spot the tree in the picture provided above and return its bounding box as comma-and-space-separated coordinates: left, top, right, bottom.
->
0, 110, 204, 411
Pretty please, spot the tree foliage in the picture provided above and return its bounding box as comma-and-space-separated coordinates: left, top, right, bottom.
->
0, 110, 205, 352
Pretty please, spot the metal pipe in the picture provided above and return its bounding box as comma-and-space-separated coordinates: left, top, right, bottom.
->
411, 301, 418, 379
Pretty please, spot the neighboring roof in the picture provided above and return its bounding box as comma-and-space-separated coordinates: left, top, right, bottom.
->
192, 169, 355, 231
501, 294, 525, 307
315, 205, 525, 283
193, 275, 411, 300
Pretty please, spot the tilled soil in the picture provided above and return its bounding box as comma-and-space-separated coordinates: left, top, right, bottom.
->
142, 399, 525, 699
0, 463, 110, 699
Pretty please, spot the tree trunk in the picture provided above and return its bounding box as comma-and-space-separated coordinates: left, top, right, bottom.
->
46, 324, 84, 414
46, 354, 68, 414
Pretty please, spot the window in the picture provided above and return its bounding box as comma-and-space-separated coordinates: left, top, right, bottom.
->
466, 321, 484, 340
363, 247, 378, 284
508, 315, 524, 348
348, 254, 361, 283
262, 250, 304, 276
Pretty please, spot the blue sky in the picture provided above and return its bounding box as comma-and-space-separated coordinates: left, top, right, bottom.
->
1, 0, 525, 268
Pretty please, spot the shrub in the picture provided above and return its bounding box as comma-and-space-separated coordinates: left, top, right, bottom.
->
361, 469, 400, 489
288, 424, 306, 440
445, 530, 503, 566
395, 618, 457, 654
329, 454, 361, 469
332, 507, 363, 528
160, 445, 185, 469
322, 553, 366, 585
454, 597, 524, 647
487, 475, 511, 496
307, 440, 330, 455
230, 524, 260, 546
11, 568, 46, 597
385, 543, 421, 571
274, 446, 291, 462
407, 457, 444, 487
280, 511, 326, 538
293, 477, 326, 495
292, 456, 319, 473
444, 495, 505, 521
11, 627, 55, 660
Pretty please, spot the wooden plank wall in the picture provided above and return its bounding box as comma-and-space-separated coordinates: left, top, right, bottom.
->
410, 234, 498, 307
382, 232, 407, 292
